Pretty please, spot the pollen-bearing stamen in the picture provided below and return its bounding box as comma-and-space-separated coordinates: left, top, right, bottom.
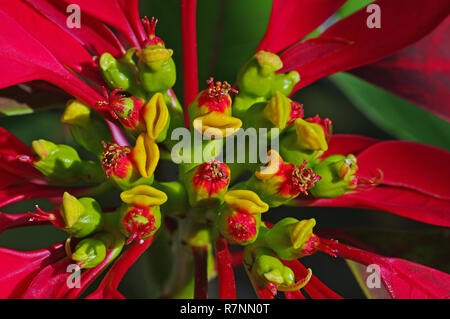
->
206, 77, 238, 98
96, 87, 126, 120
101, 141, 131, 178
279, 160, 321, 196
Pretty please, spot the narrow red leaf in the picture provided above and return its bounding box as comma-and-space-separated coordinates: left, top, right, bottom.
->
86, 237, 153, 299
215, 237, 237, 299
181, 0, 198, 127
0, 168, 22, 189
257, 0, 346, 53
0, 242, 65, 298
119, 0, 147, 48
328, 241, 450, 298
283, 0, 450, 93
351, 17, 450, 121
356, 141, 450, 201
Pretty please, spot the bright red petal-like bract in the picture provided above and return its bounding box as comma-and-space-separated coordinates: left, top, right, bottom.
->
296, 138, 450, 227
280, 0, 450, 94
328, 241, 450, 298
257, 0, 346, 53
351, 17, 450, 121
0, 242, 65, 298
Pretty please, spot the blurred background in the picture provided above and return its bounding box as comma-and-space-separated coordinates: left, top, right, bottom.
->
0, 0, 448, 298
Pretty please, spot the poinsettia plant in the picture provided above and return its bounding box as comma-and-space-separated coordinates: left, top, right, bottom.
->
0, 0, 449, 299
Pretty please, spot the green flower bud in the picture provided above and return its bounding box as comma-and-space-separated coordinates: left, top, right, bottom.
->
310, 154, 358, 198
99, 52, 146, 99
61, 99, 112, 157
60, 192, 104, 238
137, 45, 176, 94
71, 238, 107, 269
264, 217, 318, 260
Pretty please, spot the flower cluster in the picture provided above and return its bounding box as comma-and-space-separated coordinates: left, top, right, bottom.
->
0, 0, 449, 300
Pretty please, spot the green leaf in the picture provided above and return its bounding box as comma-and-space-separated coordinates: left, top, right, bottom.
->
330, 72, 450, 150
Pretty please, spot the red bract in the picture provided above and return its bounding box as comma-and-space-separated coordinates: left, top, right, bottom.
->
352, 17, 450, 121
294, 135, 450, 227
278, 0, 450, 112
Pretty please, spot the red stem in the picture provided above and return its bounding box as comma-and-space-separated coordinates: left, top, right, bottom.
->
231, 249, 244, 267
214, 237, 237, 299
192, 245, 208, 299
0, 212, 48, 233
180, 0, 198, 128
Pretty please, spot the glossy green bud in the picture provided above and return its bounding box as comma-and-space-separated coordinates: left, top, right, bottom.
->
61, 192, 104, 238
137, 45, 176, 93
310, 154, 358, 198
71, 238, 107, 269
264, 217, 317, 260
32, 139, 104, 184
61, 100, 112, 157
99, 52, 145, 99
